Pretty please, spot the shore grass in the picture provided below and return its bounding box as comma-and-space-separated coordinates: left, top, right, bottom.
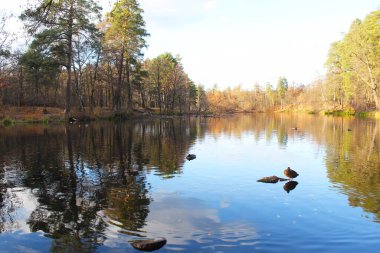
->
321, 109, 356, 116
1, 116, 14, 126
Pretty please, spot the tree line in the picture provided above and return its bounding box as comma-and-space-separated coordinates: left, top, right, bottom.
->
0, 1, 379, 115
202, 9, 380, 114
0, 0, 201, 116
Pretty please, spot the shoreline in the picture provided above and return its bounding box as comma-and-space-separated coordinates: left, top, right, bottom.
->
1, 106, 379, 126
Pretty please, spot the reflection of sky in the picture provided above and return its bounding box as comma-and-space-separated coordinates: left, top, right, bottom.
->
144, 192, 258, 248
1, 118, 380, 252
99, 191, 259, 252
143, 126, 380, 252
0, 188, 39, 233
0, 188, 52, 253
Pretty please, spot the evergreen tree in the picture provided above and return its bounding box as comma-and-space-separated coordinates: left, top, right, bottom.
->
21, 0, 101, 114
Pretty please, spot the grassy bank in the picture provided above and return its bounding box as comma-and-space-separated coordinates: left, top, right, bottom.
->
2, 106, 380, 126
0, 106, 214, 125
0, 107, 65, 125
0, 106, 148, 125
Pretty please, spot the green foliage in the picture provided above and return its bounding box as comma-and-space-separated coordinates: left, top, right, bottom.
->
105, 0, 148, 53
277, 77, 288, 99
323, 109, 355, 116
19, 48, 60, 100
2, 2, 379, 116
103, 0, 148, 111
326, 10, 380, 110
265, 83, 275, 107
20, 0, 102, 112
143, 52, 197, 113
1, 116, 14, 126
110, 111, 133, 121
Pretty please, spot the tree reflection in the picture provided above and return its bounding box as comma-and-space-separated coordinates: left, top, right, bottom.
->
25, 126, 108, 252
0, 113, 379, 252
0, 118, 199, 249
324, 119, 380, 222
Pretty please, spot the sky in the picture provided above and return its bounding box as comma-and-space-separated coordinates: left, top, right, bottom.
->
2, 0, 380, 89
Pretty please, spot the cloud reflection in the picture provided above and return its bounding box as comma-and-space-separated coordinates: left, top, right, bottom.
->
140, 193, 258, 249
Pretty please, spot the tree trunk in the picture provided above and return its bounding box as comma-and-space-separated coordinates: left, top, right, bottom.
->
90, 46, 101, 112
18, 67, 24, 106
125, 59, 133, 112
65, 1, 74, 115
126, 58, 132, 112
372, 88, 379, 109
140, 91, 146, 108
116, 48, 124, 111
157, 70, 162, 114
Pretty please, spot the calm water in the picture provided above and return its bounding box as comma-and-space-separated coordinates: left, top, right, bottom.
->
0, 114, 379, 252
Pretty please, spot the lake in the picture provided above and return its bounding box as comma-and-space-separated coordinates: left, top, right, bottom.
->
0, 114, 379, 252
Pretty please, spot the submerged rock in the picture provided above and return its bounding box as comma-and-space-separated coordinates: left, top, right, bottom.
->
257, 176, 288, 183
131, 238, 167, 252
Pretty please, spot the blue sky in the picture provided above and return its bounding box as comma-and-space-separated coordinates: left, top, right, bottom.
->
137, 0, 379, 89
4, 0, 380, 89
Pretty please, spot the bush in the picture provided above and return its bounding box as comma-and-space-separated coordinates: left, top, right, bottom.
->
2, 116, 14, 126
323, 109, 355, 116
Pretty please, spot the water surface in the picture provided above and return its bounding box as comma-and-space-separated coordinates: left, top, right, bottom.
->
0, 114, 379, 252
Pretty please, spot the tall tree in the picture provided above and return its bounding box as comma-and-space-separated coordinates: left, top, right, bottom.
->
347, 12, 380, 109
326, 11, 380, 110
21, 0, 101, 114
197, 84, 208, 113
277, 76, 288, 109
0, 12, 13, 105
19, 47, 60, 105
104, 0, 148, 111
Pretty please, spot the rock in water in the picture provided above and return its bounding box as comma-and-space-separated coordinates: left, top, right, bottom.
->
186, 154, 196, 160
68, 117, 77, 124
257, 176, 288, 183
131, 238, 167, 252
283, 181, 298, 193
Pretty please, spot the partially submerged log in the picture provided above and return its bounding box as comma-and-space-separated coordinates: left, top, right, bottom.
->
257, 175, 288, 183
131, 238, 167, 252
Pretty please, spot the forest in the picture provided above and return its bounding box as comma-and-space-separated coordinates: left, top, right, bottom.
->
0, 0, 379, 119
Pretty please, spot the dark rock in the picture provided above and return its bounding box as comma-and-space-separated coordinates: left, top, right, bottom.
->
257, 175, 288, 183
68, 117, 77, 124
131, 238, 167, 252
186, 154, 196, 160
283, 181, 298, 193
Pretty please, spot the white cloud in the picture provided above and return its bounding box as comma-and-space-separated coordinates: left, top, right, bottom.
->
202, 0, 218, 12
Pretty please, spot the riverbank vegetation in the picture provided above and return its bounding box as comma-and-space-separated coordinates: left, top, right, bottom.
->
0, 1, 379, 122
